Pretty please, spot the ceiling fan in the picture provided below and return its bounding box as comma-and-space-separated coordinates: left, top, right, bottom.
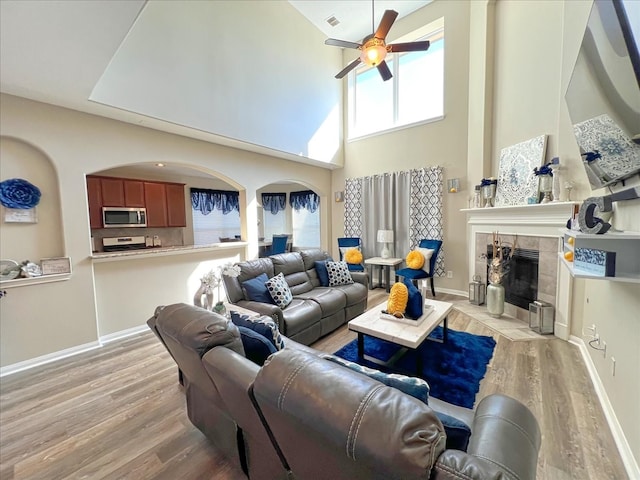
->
325, 4, 430, 81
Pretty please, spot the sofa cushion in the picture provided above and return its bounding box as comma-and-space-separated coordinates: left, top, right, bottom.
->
242, 273, 275, 304
265, 272, 293, 308
314, 261, 330, 287
326, 261, 354, 287
230, 311, 284, 351
321, 354, 430, 404
323, 353, 470, 452
404, 277, 423, 320
271, 252, 314, 295
332, 282, 368, 307
294, 287, 347, 317
237, 325, 276, 366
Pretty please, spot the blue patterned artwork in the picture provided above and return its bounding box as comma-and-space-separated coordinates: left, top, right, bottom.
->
573, 114, 640, 189
574, 247, 616, 277
494, 135, 548, 206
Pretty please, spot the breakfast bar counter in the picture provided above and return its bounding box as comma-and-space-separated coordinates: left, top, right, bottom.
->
91, 241, 248, 263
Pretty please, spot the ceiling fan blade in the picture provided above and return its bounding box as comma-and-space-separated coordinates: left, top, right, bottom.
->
388, 41, 431, 53
325, 38, 362, 50
335, 58, 362, 79
375, 10, 398, 39
377, 61, 392, 82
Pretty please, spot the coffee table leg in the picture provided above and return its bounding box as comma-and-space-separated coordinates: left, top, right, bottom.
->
357, 333, 364, 360
443, 315, 448, 343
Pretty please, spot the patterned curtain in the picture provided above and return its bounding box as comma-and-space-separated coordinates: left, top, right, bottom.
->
290, 190, 320, 212
262, 193, 287, 214
343, 167, 444, 276
190, 188, 240, 215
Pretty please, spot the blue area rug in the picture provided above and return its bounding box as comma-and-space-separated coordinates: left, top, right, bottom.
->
333, 326, 496, 409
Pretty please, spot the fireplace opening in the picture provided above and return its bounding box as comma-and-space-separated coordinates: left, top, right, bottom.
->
486, 246, 539, 310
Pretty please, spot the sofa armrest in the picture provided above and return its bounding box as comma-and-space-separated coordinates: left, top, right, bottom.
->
431, 394, 541, 480
350, 271, 369, 287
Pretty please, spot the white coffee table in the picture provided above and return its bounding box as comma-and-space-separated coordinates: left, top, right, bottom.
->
364, 257, 403, 292
348, 298, 453, 375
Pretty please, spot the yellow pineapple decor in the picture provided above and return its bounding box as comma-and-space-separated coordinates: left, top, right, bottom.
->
387, 282, 409, 315
405, 250, 425, 269
344, 248, 363, 264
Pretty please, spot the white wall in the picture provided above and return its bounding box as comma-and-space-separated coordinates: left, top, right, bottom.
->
0, 93, 331, 368
331, 0, 471, 293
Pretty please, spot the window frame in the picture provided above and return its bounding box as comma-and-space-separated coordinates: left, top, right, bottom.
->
347, 19, 445, 141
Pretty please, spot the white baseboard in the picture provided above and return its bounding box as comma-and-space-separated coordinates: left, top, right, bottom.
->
99, 325, 149, 344
0, 341, 100, 378
0, 324, 150, 377
435, 287, 468, 297
569, 335, 640, 479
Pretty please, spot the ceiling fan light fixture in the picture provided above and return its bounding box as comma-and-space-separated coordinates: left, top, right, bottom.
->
360, 37, 387, 67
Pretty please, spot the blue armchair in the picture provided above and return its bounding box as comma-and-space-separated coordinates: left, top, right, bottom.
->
395, 239, 442, 297
337, 237, 364, 272
262, 234, 289, 257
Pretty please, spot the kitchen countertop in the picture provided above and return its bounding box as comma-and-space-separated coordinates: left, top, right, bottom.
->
91, 241, 248, 263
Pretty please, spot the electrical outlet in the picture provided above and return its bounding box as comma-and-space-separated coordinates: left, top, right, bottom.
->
446, 271, 453, 278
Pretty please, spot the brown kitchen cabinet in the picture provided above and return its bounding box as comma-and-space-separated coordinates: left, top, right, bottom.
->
165, 183, 186, 227
100, 177, 125, 207
144, 182, 168, 227
87, 176, 103, 228
123, 180, 145, 207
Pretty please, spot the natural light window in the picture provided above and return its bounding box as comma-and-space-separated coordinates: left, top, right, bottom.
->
292, 208, 320, 249
348, 17, 445, 139
193, 209, 240, 244
263, 209, 287, 240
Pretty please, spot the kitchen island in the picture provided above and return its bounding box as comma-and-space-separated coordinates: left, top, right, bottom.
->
91, 242, 248, 340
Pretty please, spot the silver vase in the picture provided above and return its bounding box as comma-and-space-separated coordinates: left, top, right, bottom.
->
486, 283, 505, 318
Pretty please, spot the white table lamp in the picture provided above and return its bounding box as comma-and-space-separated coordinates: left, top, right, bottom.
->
377, 230, 394, 259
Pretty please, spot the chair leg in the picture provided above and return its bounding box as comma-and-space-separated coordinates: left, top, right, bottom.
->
430, 277, 436, 297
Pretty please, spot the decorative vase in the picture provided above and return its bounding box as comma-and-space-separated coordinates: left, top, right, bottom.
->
213, 301, 227, 316
481, 183, 496, 208
486, 282, 505, 318
537, 173, 553, 203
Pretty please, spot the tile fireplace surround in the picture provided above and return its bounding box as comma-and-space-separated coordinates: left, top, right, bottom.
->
463, 202, 579, 339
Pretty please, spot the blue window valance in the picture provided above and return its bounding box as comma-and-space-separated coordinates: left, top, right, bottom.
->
191, 188, 239, 215
290, 190, 320, 213
262, 193, 287, 215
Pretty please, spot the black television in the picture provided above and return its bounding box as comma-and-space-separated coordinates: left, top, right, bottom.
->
565, 0, 640, 190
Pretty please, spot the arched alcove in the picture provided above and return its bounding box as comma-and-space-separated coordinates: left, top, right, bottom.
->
0, 136, 64, 262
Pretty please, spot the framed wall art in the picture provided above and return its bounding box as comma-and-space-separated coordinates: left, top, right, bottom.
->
494, 134, 548, 206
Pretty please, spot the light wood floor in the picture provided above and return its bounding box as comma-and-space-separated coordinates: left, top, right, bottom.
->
0, 292, 628, 479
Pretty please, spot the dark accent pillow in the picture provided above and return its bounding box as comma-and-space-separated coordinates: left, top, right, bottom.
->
242, 273, 274, 304
403, 277, 423, 319
315, 260, 331, 287
237, 325, 276, 366
435, 411, 472, 452
230, 311, 284, 350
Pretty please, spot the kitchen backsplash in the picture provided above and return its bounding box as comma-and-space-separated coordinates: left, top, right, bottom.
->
91, 227, 184, 252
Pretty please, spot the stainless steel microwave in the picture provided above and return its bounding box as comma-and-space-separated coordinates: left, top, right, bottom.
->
102, 207, 147, 228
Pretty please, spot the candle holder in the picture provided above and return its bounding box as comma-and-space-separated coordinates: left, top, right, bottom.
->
538, 173, 553, 203
480, 178, 497, 208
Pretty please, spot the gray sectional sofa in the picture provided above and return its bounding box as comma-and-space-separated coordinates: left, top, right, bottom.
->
222, 249, 369, 345
147, 303, 542, 480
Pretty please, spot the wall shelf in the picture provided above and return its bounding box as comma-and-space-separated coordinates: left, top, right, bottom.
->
561, 229, 640, 283
0, 273, 72, 289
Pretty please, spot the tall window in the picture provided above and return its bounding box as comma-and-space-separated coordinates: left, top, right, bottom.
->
290, 190, 320, 248
348, 18, 445, 139
262, 193, 287, 240
191, 188, 240, 245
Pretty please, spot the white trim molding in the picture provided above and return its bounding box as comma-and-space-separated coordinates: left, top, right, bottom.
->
570, 335, 640, 479
0, 341, 100, 377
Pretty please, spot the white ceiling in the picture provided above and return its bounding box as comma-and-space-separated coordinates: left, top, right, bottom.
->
0, 0, 430, 174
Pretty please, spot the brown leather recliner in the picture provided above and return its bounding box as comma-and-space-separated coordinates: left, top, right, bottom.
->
251, 349, 542, 480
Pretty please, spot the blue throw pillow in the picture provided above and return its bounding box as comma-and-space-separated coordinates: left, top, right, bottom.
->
237, 325, 276, 366
435, 411, 472, 452
321, 354, 430, 404
403, 277, 423, 319
242, 273, 274, 304
315, 260, 331, 287
230, 311, 284, 350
